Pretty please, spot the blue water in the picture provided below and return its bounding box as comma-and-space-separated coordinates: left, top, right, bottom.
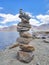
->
0, 32, 19, 50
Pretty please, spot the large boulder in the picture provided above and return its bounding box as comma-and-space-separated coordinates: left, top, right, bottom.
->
20, 32, 32, 38
16, 37, 31, 44
20, 44, 35, 52
17, 51, 34, 63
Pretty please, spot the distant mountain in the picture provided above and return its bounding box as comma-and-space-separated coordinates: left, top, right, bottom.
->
32, 24, 49, 32
39, 24, 49, 29
0, 23, 49, 32
38, 24, 49, 31
0, 25, 17, 31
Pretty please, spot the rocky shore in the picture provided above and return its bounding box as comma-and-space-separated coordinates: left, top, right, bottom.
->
0, 38, 49, 65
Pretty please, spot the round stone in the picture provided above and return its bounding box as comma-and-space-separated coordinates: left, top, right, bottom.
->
20, 32, 32, 38
17, 51, 34, 63
16, 37, 31, 44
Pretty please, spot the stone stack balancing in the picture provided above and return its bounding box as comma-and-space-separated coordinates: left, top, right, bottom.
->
9, 9, 35, 63
16, 9, 35, 63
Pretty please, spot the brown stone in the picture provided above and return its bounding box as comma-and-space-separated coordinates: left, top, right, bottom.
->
20, 44, 35, 52
17, 51, 34, 63
9, 44, 19, 49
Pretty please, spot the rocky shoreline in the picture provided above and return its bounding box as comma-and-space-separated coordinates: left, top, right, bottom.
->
0, 38, 49, 65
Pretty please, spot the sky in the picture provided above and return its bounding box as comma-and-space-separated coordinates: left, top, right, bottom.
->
0, 0, 49, 28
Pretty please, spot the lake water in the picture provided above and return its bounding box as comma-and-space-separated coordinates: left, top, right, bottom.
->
0, 32, 19, 50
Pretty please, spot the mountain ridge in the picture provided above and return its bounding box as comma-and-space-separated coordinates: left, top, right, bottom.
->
0, 24, 49, 31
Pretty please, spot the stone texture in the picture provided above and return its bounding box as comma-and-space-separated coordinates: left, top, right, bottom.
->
43, 38, 49, 43
17, 26, 30, 32
19, 9, 31, 21
20, 45, 35, 52
17, 22, 31, 28
20, 32, 32, 38
19, 14, 31, 21
21, 18, 29, 23
17, 51, 34, 63
16, 37, 31, 44
17, 9, 35, 63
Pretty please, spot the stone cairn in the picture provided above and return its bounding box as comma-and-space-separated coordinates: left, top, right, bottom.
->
9, 9, 35, 63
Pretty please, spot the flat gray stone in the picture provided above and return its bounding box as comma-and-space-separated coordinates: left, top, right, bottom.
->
17, 22, 31, 32
17, 51, 34, 63
16, 37, 31, 44
21, 18, 29, 23
17, 26, 30, 32
17, 22, 31, 28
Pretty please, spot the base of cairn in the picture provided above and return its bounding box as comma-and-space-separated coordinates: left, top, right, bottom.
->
17, 50, 34, 63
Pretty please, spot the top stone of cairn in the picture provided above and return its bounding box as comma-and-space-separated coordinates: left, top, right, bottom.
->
19, 9, 31, 22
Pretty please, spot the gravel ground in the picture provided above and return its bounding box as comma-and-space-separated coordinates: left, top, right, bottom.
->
0, 39, 49, 65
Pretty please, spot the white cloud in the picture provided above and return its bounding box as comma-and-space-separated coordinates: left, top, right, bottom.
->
26, 12, 49, 26
0, 25, 4, 28
36, 14, 49, 24
0, 25, 8, 28
47, 10, 49, 14
26, 12, 34, 18
0, 11, 49, 28
12, 23, 17, 26
29, 19, 40, 26
0, 7, 3, 10
0, 13, 21, 24
47, 10, 49, 12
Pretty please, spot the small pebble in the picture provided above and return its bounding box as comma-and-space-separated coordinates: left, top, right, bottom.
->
36, 62, 40, 65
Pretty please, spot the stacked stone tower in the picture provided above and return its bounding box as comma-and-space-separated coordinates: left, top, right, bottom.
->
16, 9, 35, 63
9, 9, 35, 63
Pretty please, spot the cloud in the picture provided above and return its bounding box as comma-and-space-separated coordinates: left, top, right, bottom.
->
26, 12, 34, 18
29, 19, 40, 26
12, 23, 17, 26
0, 25, 8, 28
26, 12, 49, 26
0, 13, 21, 24
47, 10, 49, 14
0, 11, 49, 27
0, 7, 3, 10
36, 14, 49, 24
